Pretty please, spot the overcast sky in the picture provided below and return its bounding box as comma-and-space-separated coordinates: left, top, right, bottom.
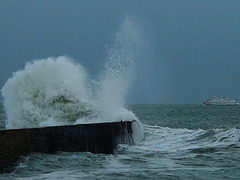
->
1, 0, 240, 104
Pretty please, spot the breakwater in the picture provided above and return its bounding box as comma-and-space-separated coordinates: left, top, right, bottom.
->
0, 121, 134, 173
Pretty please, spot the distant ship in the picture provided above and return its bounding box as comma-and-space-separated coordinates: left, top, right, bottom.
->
203, 97, 239, 106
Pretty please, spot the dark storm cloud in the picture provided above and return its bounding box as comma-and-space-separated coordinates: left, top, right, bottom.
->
1, 0, 240, 104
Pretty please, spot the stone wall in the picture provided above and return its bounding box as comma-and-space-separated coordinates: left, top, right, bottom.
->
0, 121, 133, 173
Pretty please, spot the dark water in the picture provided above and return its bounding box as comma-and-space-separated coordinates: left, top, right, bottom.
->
1, 104, 240, 179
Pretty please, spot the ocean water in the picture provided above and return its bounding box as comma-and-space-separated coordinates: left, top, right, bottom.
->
1, 17, 240, 179
1, 104, 240, 180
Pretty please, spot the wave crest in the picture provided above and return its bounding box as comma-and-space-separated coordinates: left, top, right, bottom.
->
2, 57, 95, 128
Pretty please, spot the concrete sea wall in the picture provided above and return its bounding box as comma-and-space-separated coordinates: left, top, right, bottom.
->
0, 121, 134, 173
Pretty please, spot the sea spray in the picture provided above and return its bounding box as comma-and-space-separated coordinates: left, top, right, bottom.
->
1, 17, 143, 142
1, 57, 96, 129
95, 18, 139, 120
95, 17, 144, 141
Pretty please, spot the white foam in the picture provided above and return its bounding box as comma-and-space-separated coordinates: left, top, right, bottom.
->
2, 57, 94, 129
131, 125, 240, 153
1, 17, 144, 142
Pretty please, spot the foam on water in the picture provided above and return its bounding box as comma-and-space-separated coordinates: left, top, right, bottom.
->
1, 18, 143, 142
125, 125, 240, 154
2, 104, 240, 179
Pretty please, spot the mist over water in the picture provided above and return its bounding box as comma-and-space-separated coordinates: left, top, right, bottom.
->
1, 18, 143, 141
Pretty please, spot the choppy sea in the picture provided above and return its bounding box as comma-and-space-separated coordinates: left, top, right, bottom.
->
1, 104, 240, 180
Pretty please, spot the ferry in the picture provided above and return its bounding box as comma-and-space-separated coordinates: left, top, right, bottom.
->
203, 97, 239, 106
